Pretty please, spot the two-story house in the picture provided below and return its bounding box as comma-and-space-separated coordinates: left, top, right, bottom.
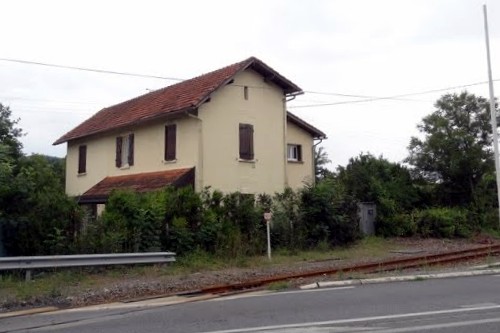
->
54, 57, 326, 208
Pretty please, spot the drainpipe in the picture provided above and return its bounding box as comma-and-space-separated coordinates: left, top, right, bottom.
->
312, 138, 323, 185
185, 111, 203, 192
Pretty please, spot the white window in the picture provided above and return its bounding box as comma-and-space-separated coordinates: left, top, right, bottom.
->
121, 135, 129, 166
115, 133, 134, 168
287, 144, 302, 162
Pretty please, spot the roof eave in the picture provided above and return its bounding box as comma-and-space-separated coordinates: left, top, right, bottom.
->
53, 107, 195, 145
286, 111, 327, 139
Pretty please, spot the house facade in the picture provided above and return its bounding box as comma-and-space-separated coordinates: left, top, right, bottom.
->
54, 57, 326, 204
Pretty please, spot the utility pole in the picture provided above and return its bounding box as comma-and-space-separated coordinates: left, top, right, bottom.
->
483, 4, 500, 229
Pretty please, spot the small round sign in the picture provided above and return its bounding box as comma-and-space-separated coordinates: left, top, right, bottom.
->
263, 212, 272, 221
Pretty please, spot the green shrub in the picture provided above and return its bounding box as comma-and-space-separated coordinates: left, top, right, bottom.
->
377, 212, 417, 237
415, 207, 471, 238
300, 180, 359, 248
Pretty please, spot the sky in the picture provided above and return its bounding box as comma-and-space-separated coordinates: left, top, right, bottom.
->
1, 0, 500, 170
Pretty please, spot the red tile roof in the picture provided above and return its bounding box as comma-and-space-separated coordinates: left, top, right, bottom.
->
79, 168, 194, 203
54, 57, 302, 145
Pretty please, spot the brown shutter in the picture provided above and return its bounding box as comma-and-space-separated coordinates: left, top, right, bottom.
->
165, 124, 177, 161
128, 133, 134, 166
297, 145, 302, 161
239, 124, 254, 160
248, 125, 254, 160
115, 136, 122, 168
78, 145, 87, 174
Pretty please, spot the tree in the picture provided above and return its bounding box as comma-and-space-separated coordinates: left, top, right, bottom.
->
406, 92, 494, 208
314, 146, 332, 180
0, 103, 23, 161
337, 153, 419, 208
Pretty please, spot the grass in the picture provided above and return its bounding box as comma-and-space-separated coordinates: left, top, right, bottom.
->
267, 281, 290, 291
0, 237, 408, 306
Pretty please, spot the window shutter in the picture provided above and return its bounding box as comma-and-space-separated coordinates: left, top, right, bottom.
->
297, 145, 302, 161
239, 124, 254, 160
115, 136, 122, 168
128, 133, 134, 166
78, 145, 87, 174
165, 124, 177, 161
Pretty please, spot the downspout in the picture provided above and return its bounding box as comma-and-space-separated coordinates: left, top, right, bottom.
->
185, 111, 203, 192
283, 91, 303, 189
312, 138, 323, 185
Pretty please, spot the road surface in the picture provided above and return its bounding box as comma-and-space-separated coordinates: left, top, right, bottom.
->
2, 274, 500, 332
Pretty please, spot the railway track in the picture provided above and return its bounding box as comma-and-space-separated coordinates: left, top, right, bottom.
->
193, 243, 500, 295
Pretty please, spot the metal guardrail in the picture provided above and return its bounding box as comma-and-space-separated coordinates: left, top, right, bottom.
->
0, 252, 176, 280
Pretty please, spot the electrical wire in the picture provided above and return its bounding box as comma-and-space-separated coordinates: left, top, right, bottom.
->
0, 57, 184, 82
1, 57, 497, 108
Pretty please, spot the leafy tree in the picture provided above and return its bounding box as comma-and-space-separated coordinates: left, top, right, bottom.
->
0, 103, 23, 161
336, 153, 420, 235
337, 153, 419, 209
406, 92, 494, 208
314, 146, 333, 180
2, 155, 81, 255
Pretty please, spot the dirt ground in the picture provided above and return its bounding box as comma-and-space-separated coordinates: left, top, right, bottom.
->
1, 236, 498, 313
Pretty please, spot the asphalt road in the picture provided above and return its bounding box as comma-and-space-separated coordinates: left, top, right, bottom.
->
2, 274, 500, 332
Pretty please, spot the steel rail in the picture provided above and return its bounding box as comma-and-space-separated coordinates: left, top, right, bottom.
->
0, 252, 176, 280
196, 244, 500, 295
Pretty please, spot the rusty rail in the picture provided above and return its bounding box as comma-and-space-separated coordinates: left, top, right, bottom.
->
196, 244, 500, 295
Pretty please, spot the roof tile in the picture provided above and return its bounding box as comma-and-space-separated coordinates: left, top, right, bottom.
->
54, 57, 302, 144
81, 168, 194, 199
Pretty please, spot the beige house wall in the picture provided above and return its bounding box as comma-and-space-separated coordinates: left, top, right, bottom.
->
286, 120, 315, 189
65, 116, 200, 196
65, 68, 318, 197
198, 69, 286, 194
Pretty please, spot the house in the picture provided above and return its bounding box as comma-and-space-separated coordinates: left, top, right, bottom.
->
54, 57, 326, 209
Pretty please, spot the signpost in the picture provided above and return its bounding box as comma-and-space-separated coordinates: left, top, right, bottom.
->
264, 212, 273, 260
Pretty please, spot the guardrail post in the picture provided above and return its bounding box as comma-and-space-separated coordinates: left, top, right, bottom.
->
25, 269, 32, 281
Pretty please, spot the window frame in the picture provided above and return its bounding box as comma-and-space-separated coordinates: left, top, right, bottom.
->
164, 124, 177, 162
115, 133, 134, 168
287, 144, 302, 162
78, 145, 87, 174
239, 123, 254, 160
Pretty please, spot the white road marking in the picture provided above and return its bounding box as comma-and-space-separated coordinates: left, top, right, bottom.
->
364, 317, 500, 333
210, 286, 355, 302
460, 302, 498, 308
197, 304, 500, 333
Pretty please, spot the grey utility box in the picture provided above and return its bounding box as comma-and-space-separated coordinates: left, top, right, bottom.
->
358, 202, 376, 236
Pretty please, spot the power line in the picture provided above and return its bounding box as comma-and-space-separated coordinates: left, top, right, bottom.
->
1, 56, 497, 108
0, 57, 184, 82
292, 80, 498, 108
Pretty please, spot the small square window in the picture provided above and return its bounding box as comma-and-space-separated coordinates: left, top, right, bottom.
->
287, 144, 302, 162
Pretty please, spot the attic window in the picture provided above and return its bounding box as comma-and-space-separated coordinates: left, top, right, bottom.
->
244, 86, 249, 100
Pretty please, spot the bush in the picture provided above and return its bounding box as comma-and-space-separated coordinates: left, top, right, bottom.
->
377, 212, 417, 237
415, 207, 471, 238
300, 180, 359, 248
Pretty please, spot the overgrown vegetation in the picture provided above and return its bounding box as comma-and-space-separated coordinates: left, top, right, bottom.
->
1, 91, 499, 258
73, 185, 360, 256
